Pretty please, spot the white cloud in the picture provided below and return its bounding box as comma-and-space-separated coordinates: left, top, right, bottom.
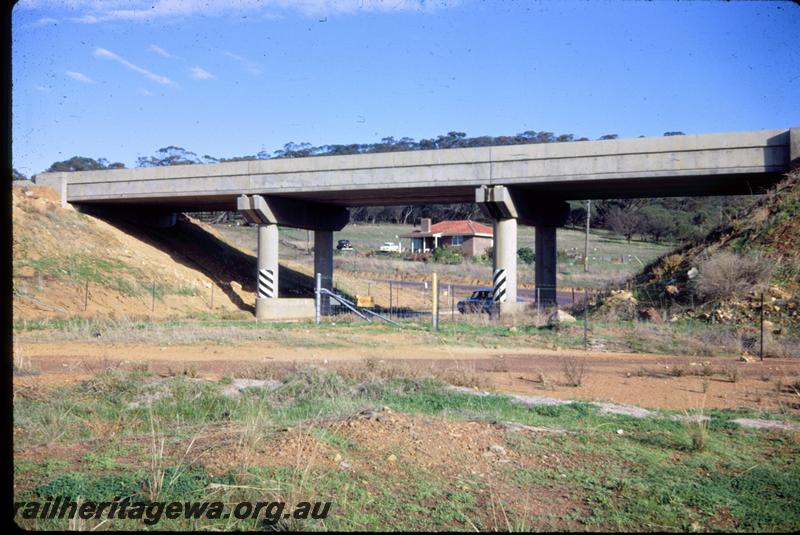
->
65, 70, 94, 83
33, 17, 58, 26
222, 50, 262, 77
93, 47, 175, 86
190, 67, 216, 80
149, 44, 178, 59
20, 0, 457, 24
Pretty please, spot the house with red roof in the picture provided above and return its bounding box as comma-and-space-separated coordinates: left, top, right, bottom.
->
399, 218, 494, 257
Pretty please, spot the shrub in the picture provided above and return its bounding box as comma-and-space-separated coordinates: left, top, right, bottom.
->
517, 247, 534, 264
562, 356, 586, 387
694, 252, 773, 302
429, 247, 463, 265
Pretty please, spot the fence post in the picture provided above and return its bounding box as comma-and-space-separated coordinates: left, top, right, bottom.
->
572, 287, 575, 305
84, 280, 89, 312
394, 281, 403, 316
432, 273, 439, 331
760, 291, 764, 361
151, 280, 156, 312
315, 272, 322, 325
584, 288, 589, 350
450, 284, 454, 319
536, 287, 541, 326
389, 281, 393, 318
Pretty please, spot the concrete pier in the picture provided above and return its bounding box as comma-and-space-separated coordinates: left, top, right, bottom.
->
534, 225, 558, 305
493, 218, 518, 314
255, 223, 279, 320
314, 230, 334, 312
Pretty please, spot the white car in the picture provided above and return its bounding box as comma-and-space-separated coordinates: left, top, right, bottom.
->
379, 241, 402, 253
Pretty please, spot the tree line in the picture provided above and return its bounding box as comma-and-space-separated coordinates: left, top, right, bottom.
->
17, 128, 754, 243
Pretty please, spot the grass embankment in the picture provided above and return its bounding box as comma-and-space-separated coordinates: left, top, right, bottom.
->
14, 365, 800, 531
14, 314, 800, 358
14, 253, 200, 299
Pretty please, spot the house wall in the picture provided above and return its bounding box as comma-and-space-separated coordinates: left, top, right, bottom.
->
462, 236, 493, 257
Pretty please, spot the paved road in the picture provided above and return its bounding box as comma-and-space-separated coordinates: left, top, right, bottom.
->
370, 279, 595, 307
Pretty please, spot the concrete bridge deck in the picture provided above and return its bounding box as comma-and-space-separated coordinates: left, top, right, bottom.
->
36, 128, 798, 210
34, 128, 799, 319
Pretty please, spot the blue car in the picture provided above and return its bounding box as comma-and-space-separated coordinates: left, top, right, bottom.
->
457, 288, 525, 315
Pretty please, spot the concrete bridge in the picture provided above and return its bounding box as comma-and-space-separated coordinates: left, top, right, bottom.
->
36, 128, 799, 318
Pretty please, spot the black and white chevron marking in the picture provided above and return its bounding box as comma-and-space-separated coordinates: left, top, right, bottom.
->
258, 269, 275, 298
493, 268, 507, 303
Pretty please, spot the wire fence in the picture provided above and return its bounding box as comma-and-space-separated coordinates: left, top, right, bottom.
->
314, 273, 791, 359
12, 274, 251, 317
316, 274, 600, 323
14, 270, 788, 360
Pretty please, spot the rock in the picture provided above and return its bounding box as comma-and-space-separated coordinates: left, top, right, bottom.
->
739, 355, 750, 363
637, 307, 663, 323
230, 281, 242, 291
687, 267, 699, 280
386, 454, 397, 463
596, 290, 638, 321
547, 310, 577, 328
221, 378, 283, 398
488, 444, 507, 456
768, 286, 792, 300
665, 285, 679, 297
334, 453, 342, 463
606, 290, 637, 306
762, 320, 775, 332
616, 429, 624, 435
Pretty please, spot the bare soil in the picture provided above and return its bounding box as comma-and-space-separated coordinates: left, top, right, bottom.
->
14, 337, 800, 412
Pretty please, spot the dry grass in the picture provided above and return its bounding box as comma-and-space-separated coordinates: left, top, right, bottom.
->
561, 356, 586, 387
489, 356, 510, 373
722, 364, 740, 383
334, 358, 489, 390
694, 251, 773, 302
12, 340, 39, 376
685, 413, 709, 452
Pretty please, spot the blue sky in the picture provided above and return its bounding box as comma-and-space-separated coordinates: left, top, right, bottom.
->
11, 0, 800, 176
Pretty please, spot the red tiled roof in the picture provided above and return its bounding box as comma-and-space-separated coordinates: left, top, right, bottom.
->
400, 220, 493, 237
430, 220, 493, 235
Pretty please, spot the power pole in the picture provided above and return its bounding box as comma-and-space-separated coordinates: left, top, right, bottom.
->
584, 200, 591, 273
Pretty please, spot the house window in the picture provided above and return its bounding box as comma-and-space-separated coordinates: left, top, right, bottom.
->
451, 235, 465, 246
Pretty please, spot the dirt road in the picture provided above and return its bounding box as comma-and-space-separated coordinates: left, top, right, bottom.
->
15, 337, 800, 413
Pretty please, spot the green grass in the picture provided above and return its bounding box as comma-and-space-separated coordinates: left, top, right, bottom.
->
14, 366, 800, 531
